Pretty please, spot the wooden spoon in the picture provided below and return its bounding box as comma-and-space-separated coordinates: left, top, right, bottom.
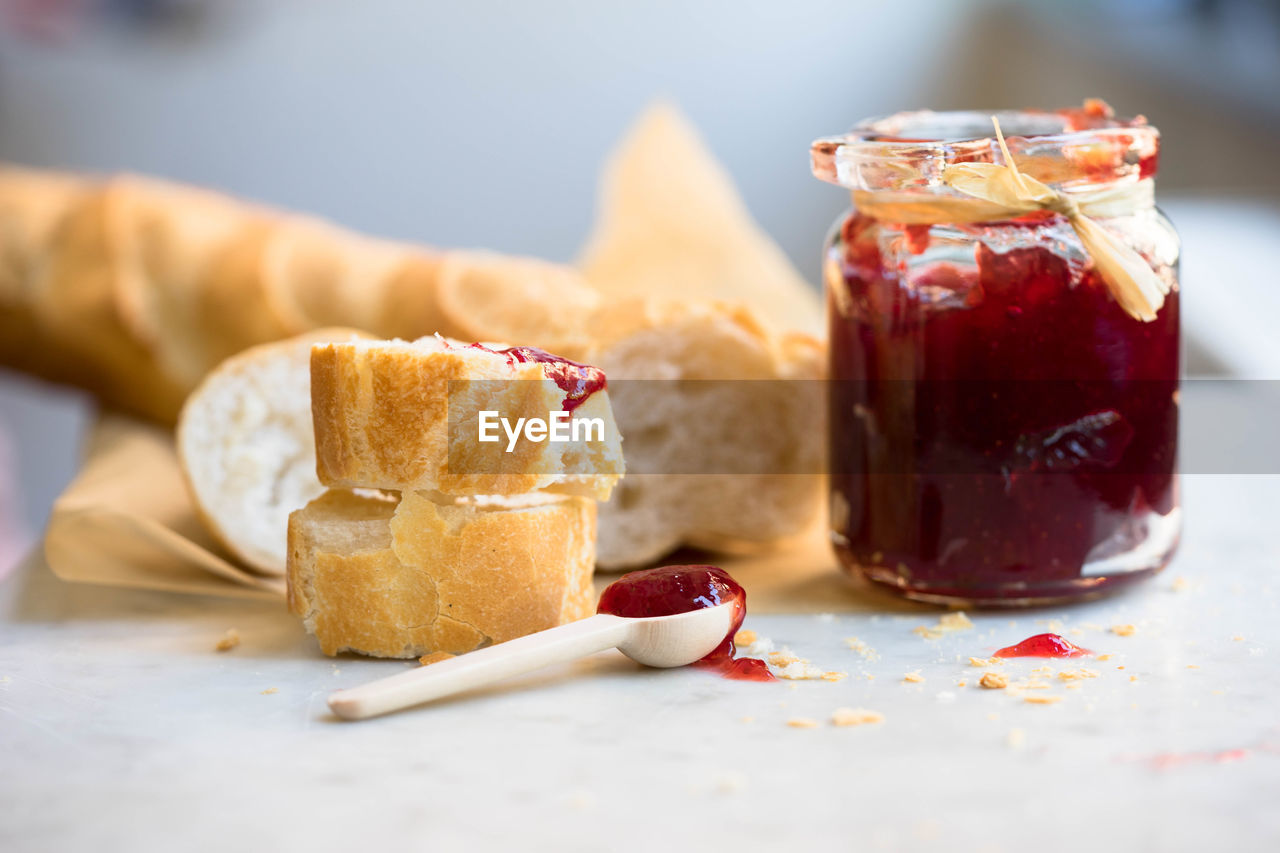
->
327, 603, 736, 720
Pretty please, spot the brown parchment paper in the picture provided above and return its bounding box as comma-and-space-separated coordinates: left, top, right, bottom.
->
43, 413, 285, 599
42, 414, 919, 614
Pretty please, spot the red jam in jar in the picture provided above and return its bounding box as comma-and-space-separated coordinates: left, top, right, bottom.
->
811, 103, 1181, 606
597, 565, 774, 681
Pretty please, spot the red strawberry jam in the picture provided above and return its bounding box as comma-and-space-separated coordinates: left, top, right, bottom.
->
993, 633, 1092, 658
597, 565, 774, 682
490, 345, 606, 413
816, 105, 1179, 605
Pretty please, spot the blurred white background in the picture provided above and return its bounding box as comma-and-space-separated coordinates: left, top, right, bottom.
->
1, 0, 1279, 558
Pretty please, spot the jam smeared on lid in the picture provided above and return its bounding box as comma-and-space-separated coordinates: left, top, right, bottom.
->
483, 344, 607, 413
993, 633, 1092, 659
597, 565, 773, 682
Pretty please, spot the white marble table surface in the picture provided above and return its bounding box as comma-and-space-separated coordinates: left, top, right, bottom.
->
1, 471, 1277, 852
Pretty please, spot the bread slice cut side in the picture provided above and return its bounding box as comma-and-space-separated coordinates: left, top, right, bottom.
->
582, 299, 825, 569
177, 328, 370, 575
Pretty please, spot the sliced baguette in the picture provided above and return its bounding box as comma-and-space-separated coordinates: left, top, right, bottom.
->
28, 179, 189, 421
177, 328, 371, 575
287, 489, 596, 658
434, 250, 599, 352
582, 298, 825, 569
311, 335, 624, 500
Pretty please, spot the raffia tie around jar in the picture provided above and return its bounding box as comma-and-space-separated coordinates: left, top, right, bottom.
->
850, 118, 1172, 322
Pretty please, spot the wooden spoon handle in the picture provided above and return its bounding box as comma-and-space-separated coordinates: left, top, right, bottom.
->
328, 614, 632, 720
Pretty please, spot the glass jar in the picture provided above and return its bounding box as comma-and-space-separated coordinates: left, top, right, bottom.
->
811, 103, 1180, 606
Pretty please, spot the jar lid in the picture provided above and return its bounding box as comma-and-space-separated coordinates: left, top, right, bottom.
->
811, 101, 1159, 194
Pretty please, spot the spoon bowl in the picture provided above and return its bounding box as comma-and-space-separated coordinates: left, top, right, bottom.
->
616, 603, 736, 667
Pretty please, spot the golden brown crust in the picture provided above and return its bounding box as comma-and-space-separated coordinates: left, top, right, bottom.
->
286, 489, 596, 658
311, 337, 623, 500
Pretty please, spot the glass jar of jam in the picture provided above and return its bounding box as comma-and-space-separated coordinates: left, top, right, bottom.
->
811, 102, 1180, 606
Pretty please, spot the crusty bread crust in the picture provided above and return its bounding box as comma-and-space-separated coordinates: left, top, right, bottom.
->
311, 336, 623, 500
580, 298, 825, 569
287, 489, 596, 658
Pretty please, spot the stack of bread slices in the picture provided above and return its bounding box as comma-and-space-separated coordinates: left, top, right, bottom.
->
284, 335, 623, 658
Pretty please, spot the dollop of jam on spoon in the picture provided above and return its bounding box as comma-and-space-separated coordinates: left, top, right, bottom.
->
993, 632, 1092, 659
597, 565, 774, 681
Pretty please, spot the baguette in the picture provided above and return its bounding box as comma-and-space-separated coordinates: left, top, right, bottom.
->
582, 299, 825, 568
286, 489, 596, 658
177, 328, 371, 575
310, 335, 624, 500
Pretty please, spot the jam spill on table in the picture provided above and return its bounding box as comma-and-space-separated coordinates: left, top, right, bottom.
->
993, 633, 1092, 658
596, 565, 774, 682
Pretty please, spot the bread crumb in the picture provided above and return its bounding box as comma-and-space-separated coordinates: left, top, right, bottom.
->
1232, 635, 1245, 642
1111, 624, 1137, 637
768, 650, 802, 667
787, 717, 820, 729
260, 687, 278, 695
734, 629, 757, 646
1046, 619, 1064, 632
1007, 728, 1026, 749
844, 636, 880, 660
986, 712, 1000, 721
1024, 694, 1062, 705
1171, 576, 1191, 592
418, 651, 455, 666
1058, 668, 1099, 681
1096, 654, 1114, 661
776, 661, 826, 680
913, 611, 974, 640
903, 671, 924, 683
821, 671, 848, 682
980, 672, 1008, 689
214, 629, 240, 652
1211, 689, 1226, 696
832, 707, 884, 727
1065, 682, 1084, 689
741, 716, 754, 723
1130, 675, 1139, 682
1024, 680, 1051, 690
956, 680, 967, 688
968, 656, 1001, 667
1186, 664, 1200, 670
